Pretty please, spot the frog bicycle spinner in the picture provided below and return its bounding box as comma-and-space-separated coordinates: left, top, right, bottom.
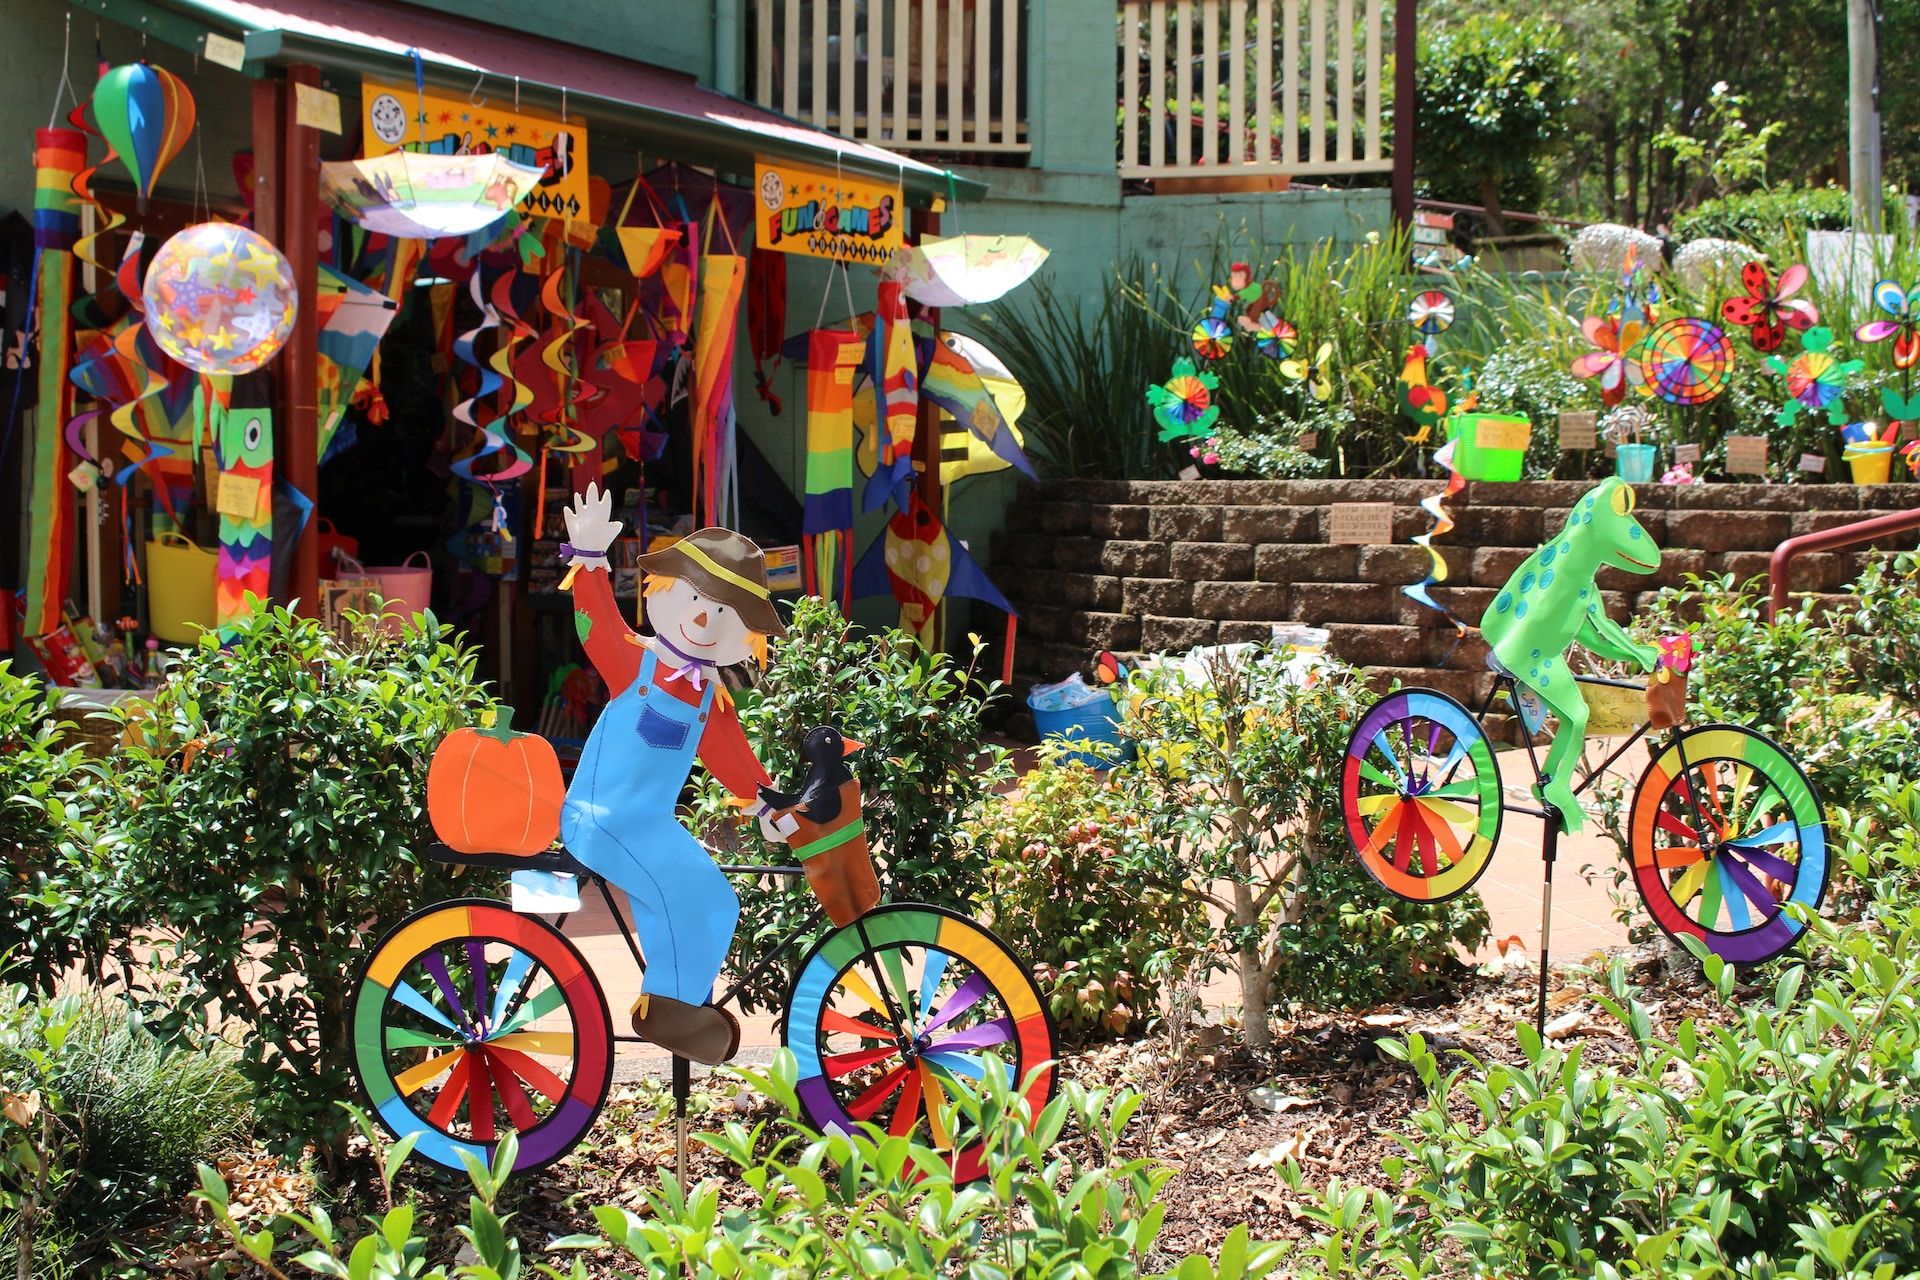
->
349, 731, 1058, 1180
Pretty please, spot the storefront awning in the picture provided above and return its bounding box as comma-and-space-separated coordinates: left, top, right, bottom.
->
66, 0, 988, 207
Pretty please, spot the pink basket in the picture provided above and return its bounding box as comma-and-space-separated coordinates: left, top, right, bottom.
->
337, 551, 431, 634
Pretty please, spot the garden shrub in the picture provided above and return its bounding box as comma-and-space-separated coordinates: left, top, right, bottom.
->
971, 756, 1208, 1043
1671, 183, 1858, 245
0, 663, 99, 995
1116, 649, 1488, 1049
195, 1055, 1286, 1279
1413, 16, 1568, 219
89, 605, 495, 1170
1846, 550, 1920, 707
691, 595, 1013, 1011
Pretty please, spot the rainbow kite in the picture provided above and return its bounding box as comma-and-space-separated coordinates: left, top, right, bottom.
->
22, 128, 83, 636
802, 328, 864, 607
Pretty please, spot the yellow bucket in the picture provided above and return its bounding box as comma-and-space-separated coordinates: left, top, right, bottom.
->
1847, 450, 1893, 485
146, 532, 218, 643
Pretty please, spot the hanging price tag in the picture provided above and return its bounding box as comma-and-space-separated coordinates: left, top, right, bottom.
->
762, 544, 802, 592
294, 84, 343, 134
1329, 503, 1395, 545
215, 471, 263, 518
203, 33, 247, 70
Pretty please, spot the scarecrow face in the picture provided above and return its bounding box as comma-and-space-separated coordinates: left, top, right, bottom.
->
650, 577, 754, 666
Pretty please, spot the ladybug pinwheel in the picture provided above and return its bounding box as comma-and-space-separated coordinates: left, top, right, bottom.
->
1720, 261, 1818, 353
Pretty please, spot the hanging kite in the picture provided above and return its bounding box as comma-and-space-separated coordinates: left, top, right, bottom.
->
801, 328, 865, 605
862, 280, 920, 512
918, 331, 1035, 479
314, 265, 400, 460
213, 395, 273, 633
852, 490, 1018, 679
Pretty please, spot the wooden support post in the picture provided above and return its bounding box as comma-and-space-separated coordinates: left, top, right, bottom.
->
1390, 0, 1416, 229
281, 66, 323, 615
910, 206, 945, 646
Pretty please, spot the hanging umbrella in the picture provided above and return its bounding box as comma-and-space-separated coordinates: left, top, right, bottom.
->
319, 151, 543, 240
888, 234, 1050, 307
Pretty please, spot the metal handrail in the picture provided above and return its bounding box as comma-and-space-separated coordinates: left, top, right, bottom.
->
1766, 506, 1920, 621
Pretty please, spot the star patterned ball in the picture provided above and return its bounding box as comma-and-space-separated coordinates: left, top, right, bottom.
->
141, 222, 298, 375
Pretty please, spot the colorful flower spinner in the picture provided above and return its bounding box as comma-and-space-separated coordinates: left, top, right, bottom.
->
142, 222, 298, 375
1146, 357, 1221, 441
1637, 317, 1733, 407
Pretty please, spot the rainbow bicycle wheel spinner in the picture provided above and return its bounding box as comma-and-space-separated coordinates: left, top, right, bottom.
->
353, 900, 614, 1174
1629, 725, 1827, 964
1342, 689, 1504, 903
784, 904, 1056, 1183
1639, 317, 1734, 406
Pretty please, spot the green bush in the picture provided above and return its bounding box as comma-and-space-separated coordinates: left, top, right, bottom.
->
195, 1058, 1287, 1279
1846, 551, 1920, 707
1672, 184, 1859, 245
0, 664, 97, 995
971, 758, 1208, 1043
1413, 17, 1569, 217
88, 605, 495, 1171
691, 596, 1014, 1012
1115, 649, 1487, 1049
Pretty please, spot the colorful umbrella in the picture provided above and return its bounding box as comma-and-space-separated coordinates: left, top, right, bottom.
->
1146, 358, 1220, 441
1720, 262, 1818, 354
888, 234, 1050, 307
1407, 290, 1455, 336
92, 62, 196, 211
320, 151, 543, 240
1855, 280, 1920, 371
1638, 317, 1734, 407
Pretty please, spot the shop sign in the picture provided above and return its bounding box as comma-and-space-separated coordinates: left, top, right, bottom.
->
754, 159, 903, 263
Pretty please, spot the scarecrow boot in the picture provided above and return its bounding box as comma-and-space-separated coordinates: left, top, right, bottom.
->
631, 994, 742, 1066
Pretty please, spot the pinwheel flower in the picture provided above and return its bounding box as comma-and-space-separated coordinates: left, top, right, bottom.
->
1248, 311, 1296, 360
1407, 290, 1455, 337
1280, 341, 1335, 402
1721, 261, 1818, 353
1768, 327, 1863, 427
1570, 315, 1648, 407
1190, 313, 1233, 361
1856, 279, 1920, 371
1147, 357, 1222, 441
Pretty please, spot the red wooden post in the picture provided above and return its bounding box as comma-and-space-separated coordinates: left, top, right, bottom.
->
279, 66, 324, 616
1391, 0, 1417, 229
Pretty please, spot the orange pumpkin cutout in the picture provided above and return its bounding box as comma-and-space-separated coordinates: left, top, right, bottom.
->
428, 708, 565, 855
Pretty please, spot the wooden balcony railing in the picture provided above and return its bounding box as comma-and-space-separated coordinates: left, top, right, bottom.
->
1120, 0, 1393, 181
750, 1, 1029, 156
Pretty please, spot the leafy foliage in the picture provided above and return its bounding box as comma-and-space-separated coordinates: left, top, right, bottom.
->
1115, 649, 1487, 1048
1412, 16, 1569, 219
193, 1059, 1286, 1279
972, 757, 1209, 1042
0, 664, 99, 995
691, 596, 1013, 1011
88, 606, 495, 1169
1671, 183, 1860, 245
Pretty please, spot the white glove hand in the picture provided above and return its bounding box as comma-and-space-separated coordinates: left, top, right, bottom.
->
757, 805, 795, 844
561, 482, 622, 565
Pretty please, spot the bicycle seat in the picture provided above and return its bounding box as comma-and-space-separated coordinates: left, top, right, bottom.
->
424, 842, 589, 877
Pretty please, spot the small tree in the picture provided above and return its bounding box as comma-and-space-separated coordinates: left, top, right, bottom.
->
1414, 17, 1569, 231
0, 664, 101, 995
93, 607, 493, 1171
1118, 648, 1485, 1050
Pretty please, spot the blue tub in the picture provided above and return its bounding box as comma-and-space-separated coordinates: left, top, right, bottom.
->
1029, 695, 1129, 768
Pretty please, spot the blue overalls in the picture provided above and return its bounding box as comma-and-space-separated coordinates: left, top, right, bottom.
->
560, 648, 739, 1006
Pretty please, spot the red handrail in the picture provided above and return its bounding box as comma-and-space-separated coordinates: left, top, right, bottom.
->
1766, 506, 1920, 621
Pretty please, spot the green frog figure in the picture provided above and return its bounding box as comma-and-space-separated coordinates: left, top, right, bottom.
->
1481, 477, 1662, 833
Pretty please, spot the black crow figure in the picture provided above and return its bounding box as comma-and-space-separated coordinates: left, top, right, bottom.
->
758, 725, 864, 824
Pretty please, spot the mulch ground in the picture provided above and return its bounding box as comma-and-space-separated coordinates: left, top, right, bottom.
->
141, 943, 1740, 1276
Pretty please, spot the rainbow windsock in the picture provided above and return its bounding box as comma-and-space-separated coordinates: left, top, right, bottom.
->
22, 127, 84, 636
802, 328, 864, 606
214, 393, 273, 632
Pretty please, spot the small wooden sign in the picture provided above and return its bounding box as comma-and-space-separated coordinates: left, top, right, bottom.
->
1296, 430, 1320, 452
1726, 435, 1769, 475
1798, 452, 1827, 474
1177, 465, 1200, 481
1329, 502, 1395, 545
1673, 443, 1702, 465
1557, 411, 1597, 450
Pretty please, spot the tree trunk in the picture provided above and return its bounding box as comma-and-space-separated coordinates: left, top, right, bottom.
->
1232, 878, 1271, 1050
1478, 174, 1509, 237
1602, 118, 1619, 222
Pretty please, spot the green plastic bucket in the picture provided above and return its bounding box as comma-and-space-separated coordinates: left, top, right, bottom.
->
1446, 414, 1530, 482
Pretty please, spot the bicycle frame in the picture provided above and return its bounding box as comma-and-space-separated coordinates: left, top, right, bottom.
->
1466, 671, 1673, 819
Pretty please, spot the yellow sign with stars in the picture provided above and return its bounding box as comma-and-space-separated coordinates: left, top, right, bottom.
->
360, 79, 592, 224
754, 159, 903, 264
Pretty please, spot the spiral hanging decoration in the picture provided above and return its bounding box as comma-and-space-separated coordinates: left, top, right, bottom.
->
450, 270, 532, 484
